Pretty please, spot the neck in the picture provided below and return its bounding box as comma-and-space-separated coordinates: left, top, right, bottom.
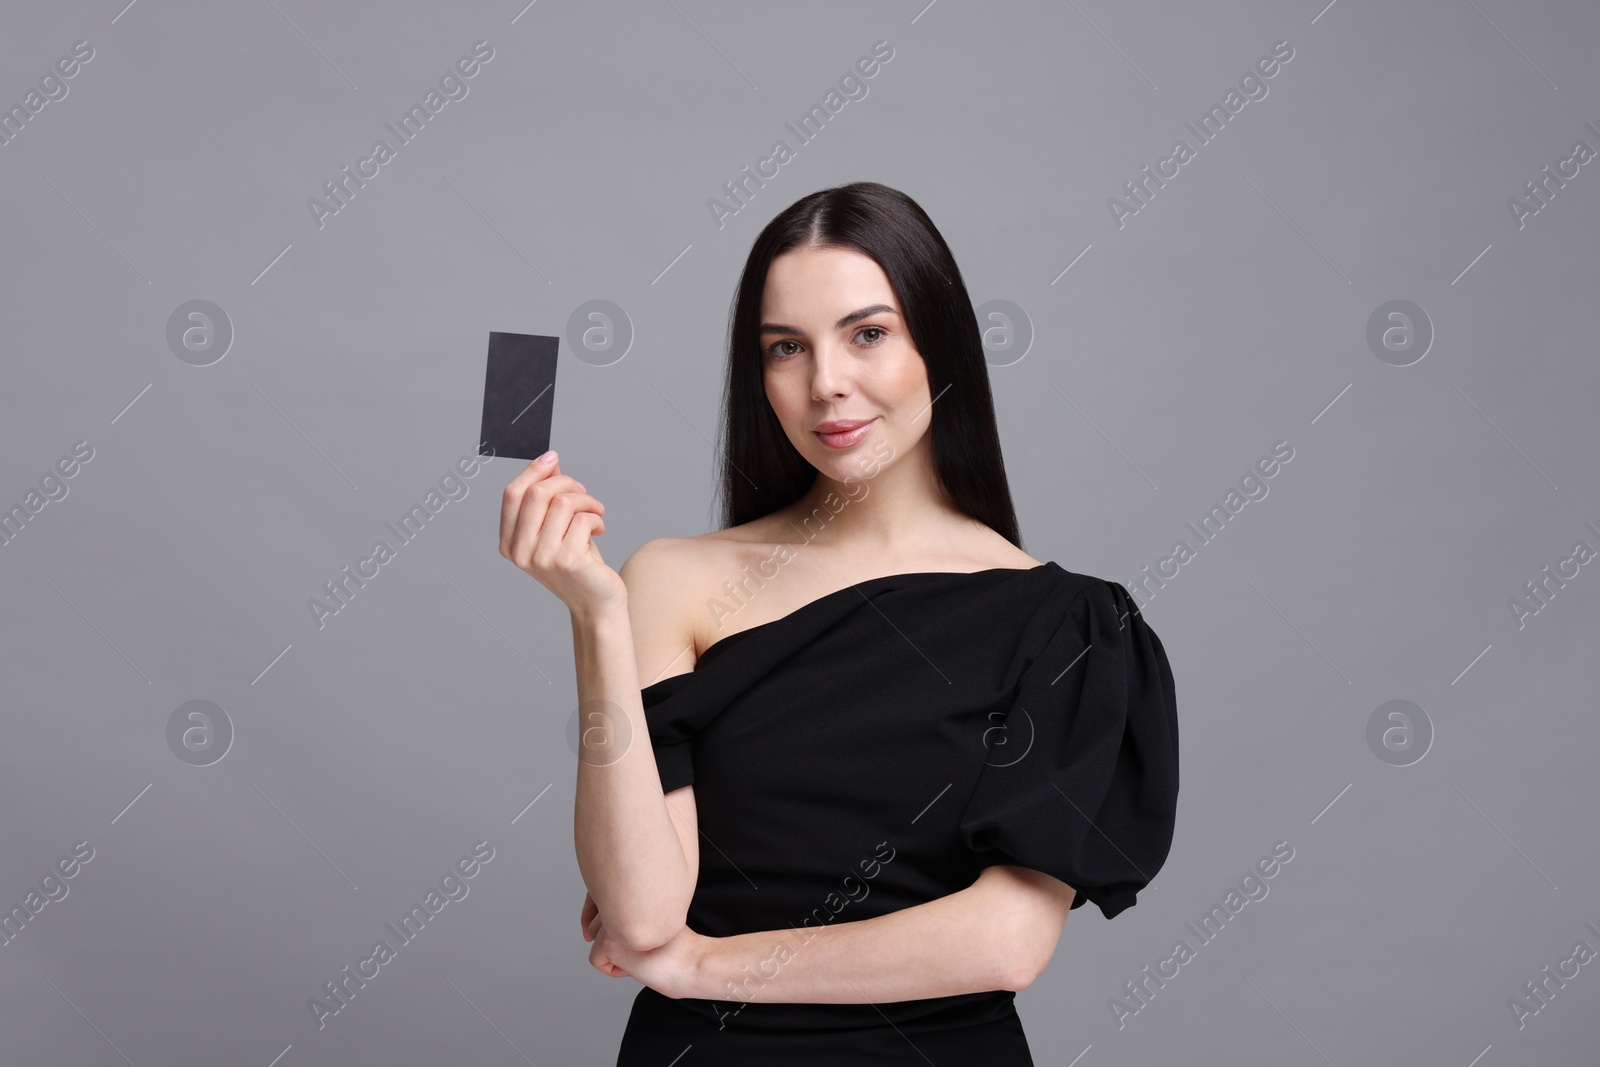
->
784, 437, 964, 556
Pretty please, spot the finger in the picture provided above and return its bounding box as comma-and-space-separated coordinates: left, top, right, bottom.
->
499, 458, 576, 558
554, 510, 607, 570
505, 477, 591, 565
521, 495, 601, 575
527, 492, 607, 565
589, 932, 631, 978
589, 942, 624, 977
504, 472, 583, 556
498, 456, 563, 553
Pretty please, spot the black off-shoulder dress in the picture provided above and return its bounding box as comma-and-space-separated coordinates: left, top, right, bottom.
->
614, 562, 1179, 1066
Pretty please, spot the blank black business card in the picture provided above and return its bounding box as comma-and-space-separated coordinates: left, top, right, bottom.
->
478, 332, 558, 461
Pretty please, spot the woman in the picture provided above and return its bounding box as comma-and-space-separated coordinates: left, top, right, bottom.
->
499, 181, 1180, 1065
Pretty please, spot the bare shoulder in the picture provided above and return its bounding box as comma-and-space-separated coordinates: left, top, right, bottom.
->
620, 531, 771, 681
954, 527, 1044, 571
990, 544, 1045, 570
620, 534, 742, 605
619, 537, 706, 687
619, 537, 693, 611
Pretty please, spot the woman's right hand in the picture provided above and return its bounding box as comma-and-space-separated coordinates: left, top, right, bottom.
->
499, 451, 624, 617
581, 890, 634, 978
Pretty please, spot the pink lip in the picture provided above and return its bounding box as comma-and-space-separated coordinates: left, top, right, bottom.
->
814, 417, 876, 449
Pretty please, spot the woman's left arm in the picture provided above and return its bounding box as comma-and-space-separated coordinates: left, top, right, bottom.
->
590, 865, 1077, 1002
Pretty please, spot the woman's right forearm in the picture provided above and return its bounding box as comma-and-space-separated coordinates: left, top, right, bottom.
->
570, 597, 693, 951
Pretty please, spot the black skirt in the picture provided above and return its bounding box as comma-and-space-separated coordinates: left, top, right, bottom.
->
617, 986, 1035, 1065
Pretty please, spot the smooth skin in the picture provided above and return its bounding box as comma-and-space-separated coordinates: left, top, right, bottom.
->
502, 244, 1078, 1003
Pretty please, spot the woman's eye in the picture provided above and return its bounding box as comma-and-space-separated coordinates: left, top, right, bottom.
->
767, 329, 882, 359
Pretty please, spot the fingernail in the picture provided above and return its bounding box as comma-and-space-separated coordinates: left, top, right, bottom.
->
538, 450, 556, 464
576, 481, 587, 492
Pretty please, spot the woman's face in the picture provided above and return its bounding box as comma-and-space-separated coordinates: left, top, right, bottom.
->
758, 245, 932, 481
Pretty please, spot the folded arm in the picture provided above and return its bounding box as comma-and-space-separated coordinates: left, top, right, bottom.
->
572, 540, 703, 952
685, 864, 1076, 1003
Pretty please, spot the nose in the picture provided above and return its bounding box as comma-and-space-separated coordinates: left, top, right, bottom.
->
809, 338, 851, 401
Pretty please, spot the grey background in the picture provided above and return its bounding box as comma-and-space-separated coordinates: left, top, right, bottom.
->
2, 0, 1597, 1063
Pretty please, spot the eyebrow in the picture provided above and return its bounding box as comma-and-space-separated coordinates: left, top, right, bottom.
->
758, 304, 899, 337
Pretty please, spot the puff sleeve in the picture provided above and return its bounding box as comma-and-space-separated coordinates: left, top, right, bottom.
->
958, 578, 1179, 920
641, 672, 698, 793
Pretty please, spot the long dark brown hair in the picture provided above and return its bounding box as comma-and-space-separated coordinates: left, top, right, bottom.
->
715, 181, 1021, 547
